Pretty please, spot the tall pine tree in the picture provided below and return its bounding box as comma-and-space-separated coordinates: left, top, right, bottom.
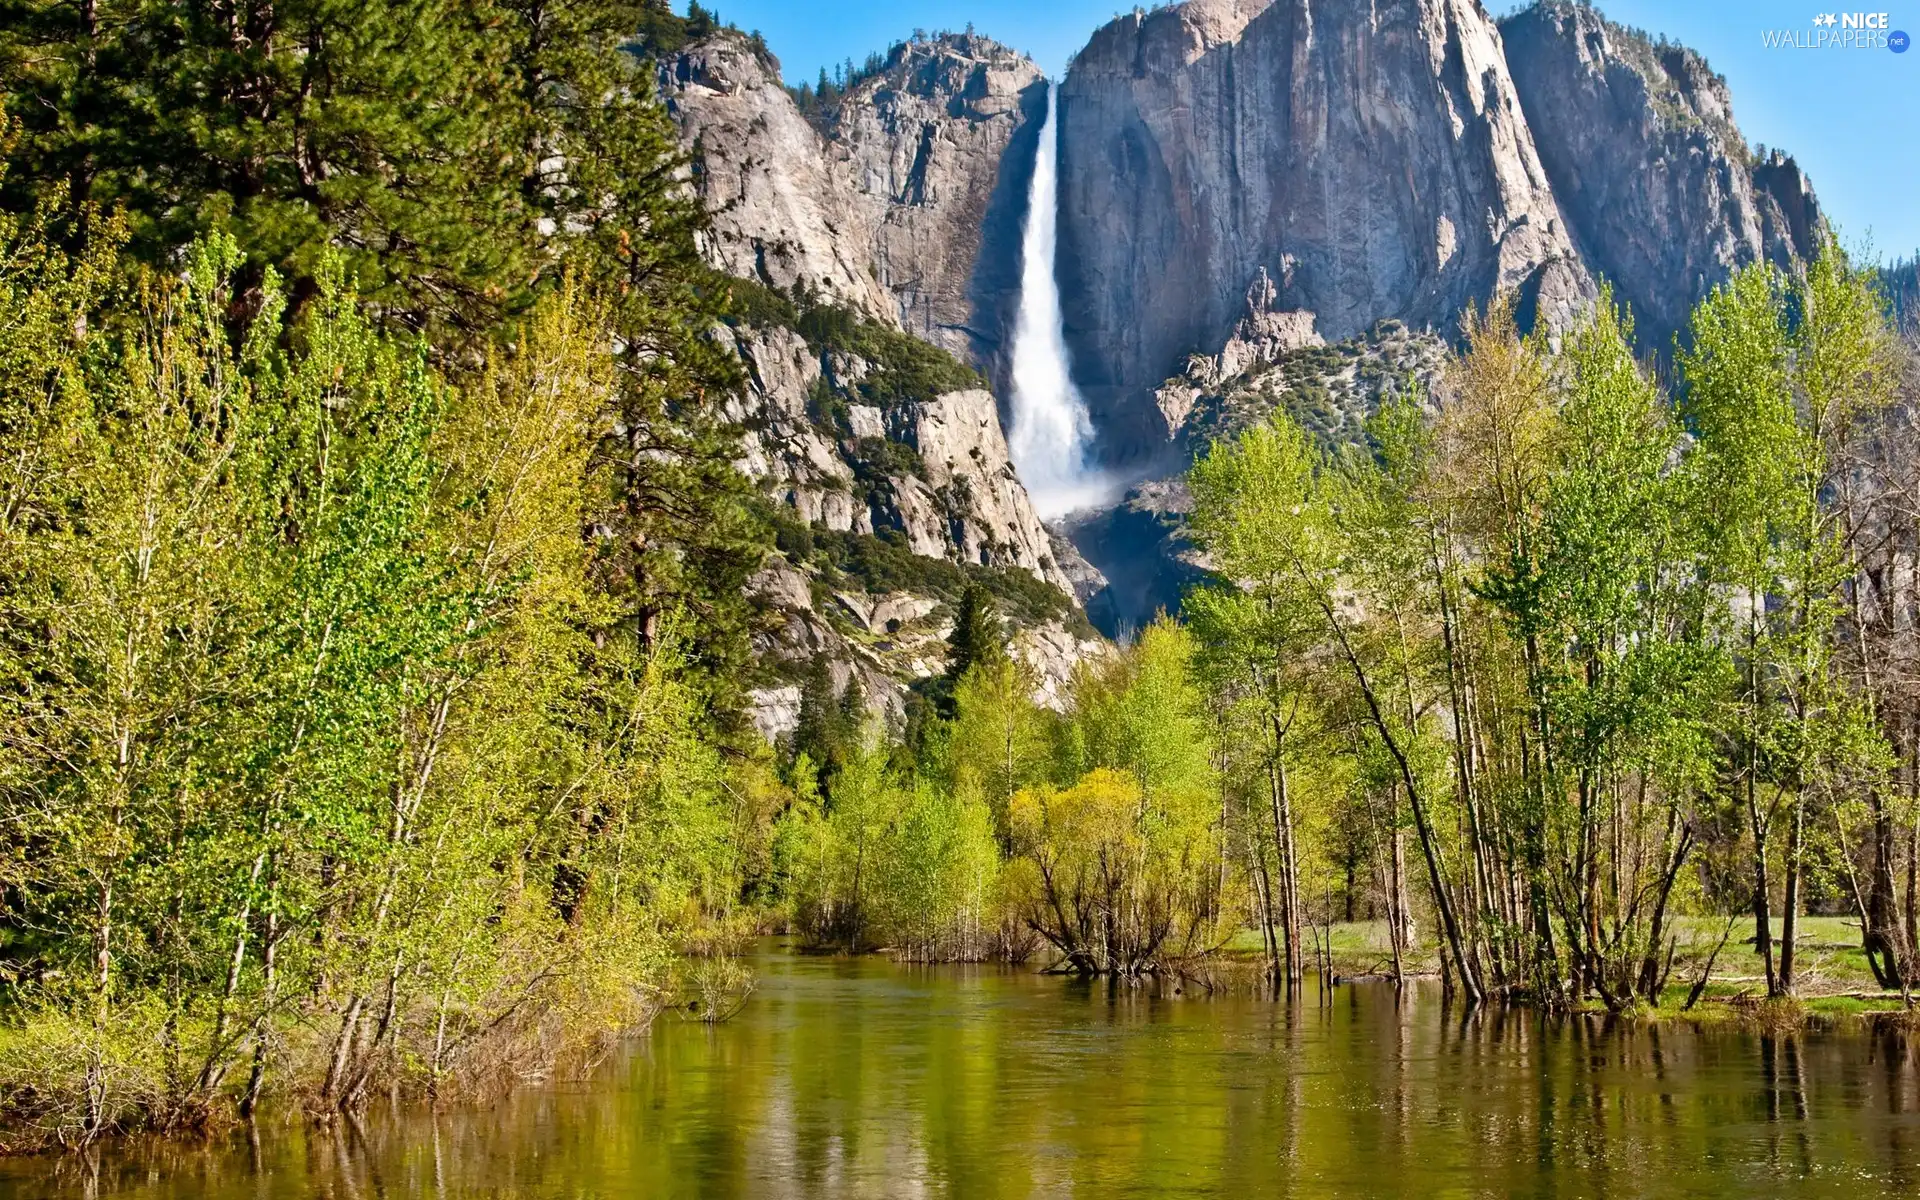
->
0, 0, 771, 717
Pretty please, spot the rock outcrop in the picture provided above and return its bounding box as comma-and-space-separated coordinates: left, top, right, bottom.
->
1070, 320, 1449, 635
726, 324, 1077, 596
1500, 1, 1824, 350
824, 36, 1047, 372
744, 557, 1106, 740
1056, 0, 1591, 463
659, 38, 897, 321
721, 314, 1102, 733
659, 32, 1107, 732
1061, 479, 1207, 638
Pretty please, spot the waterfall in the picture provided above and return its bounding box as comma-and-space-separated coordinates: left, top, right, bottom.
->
1008, 83, 1107, 518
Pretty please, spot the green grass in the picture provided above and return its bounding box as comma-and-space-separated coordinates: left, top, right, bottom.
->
1222, 920, 1432, 975
1805, 995, 1878, 1016
1666, 914, 1883, 994
1222, 914, 1917, 1018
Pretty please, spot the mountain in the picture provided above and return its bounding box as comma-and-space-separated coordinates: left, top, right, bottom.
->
663, 31, 1048, 373
657, 32, 1102, 735
654, 0, 1833, 647
663, 36, 899, 321
823, 34, 1047, 372
1499, 1, 1821, 352
1055, 0, 1589, 467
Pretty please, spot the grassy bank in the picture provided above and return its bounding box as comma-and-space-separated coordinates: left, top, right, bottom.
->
1219, 916, 1918, 1019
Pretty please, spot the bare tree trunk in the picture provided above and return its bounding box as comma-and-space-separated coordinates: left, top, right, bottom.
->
1269, 738, 1303, 992
1390, 822, 1410, 982
320, 994, 365, 1111
1907, 732, 1920, 984
1637, 816, 1695, 1004
240, 909, 278, 1118
1249, 824, 1280, 982
1779, 792, 1805, 996
1368, 789, 1404, 983
1317, 594, 1483, 1003
1435, 547, 1499, 990
1749, 760, 1778, 996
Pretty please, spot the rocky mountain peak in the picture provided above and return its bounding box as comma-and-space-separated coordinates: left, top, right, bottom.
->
1056, 0, 1590, 467
659, 32, 899, 323
1500, 0, 1824, 350
819, 33, 1046, 369
1074, 0, 1279, 71
1525, 2, 1743, 142
836, 32, 1036, 115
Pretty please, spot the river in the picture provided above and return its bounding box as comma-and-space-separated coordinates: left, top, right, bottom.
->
7, 944, 1920, 1197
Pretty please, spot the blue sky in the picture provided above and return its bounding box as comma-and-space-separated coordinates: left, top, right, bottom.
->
696, 0, 1920, 262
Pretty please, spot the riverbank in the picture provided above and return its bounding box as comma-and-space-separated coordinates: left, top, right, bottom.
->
1216, 916, 1918, 1020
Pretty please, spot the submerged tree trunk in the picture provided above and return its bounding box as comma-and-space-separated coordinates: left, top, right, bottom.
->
1249, 822, 1280, 982
1317, 594, 1482, 1003
1269, 731, 1302, 992
1779, 791, 1805, 996
1907, 728, 1920, 986
1389, 819, 1409, 983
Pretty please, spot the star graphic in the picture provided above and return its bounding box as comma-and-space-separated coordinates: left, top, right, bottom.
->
1822, 13, 1839, 25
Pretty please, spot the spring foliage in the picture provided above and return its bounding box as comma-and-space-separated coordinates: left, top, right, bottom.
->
765, 240, 1920, 1020
0, 0, 768, 1133
0, 213, 750, 1140
1185, 249, 1915, 1010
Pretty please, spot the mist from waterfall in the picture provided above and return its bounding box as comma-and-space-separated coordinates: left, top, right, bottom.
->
1008, 83, 1109, 519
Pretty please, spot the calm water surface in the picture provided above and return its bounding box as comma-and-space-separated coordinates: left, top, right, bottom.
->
10, 945, 1920, 1198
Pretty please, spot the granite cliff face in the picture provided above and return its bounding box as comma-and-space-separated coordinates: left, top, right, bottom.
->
665, 3, 1828, 477
1055, 0, 1591, 462
660, 37, 895, 321
661, 33, 1045, 367
823, 36, 1047, 372
659, 29, 1078, 589
1500, 1, 1823, 350
1053, 0, 1828, 632
724, 324, 1077, 597
718, 313, 1104, 736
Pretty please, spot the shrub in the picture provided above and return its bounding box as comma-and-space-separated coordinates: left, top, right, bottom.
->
718, 275, 801, 330
798, 304, 984, 407
849, 435, 927, 482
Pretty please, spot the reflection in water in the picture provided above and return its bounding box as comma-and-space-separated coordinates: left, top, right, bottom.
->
8, 946, 1920, 1198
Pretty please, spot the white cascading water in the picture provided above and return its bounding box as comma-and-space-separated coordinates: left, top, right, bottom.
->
1008, 83, 1108, 518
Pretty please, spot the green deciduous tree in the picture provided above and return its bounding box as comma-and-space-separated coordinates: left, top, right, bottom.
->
0, 239, 739, 1140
